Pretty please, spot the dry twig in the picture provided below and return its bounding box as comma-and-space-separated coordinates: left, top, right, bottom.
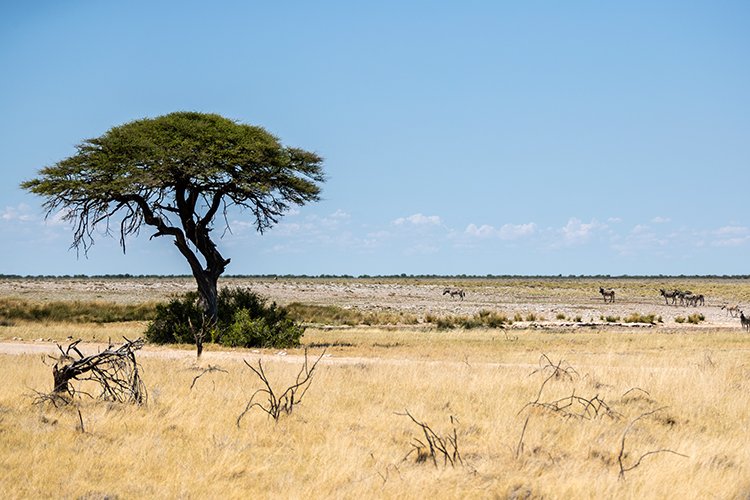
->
397, 409, 463, 468
617, 407, 688, 479
237, 349, 325, 426
189, 365, 228, 390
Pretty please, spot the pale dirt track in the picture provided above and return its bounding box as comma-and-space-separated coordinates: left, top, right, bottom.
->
0, 340, 544, 372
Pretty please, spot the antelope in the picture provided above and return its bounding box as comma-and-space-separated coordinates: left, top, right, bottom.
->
443, 288, 465, 300
740, 311, 750, 331
599, 287, 615, 303
659, 289, 678, 305
722, 304, 741, 318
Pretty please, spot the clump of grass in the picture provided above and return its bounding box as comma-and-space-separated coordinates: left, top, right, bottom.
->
433, 310, 509, 330
687, 313, 705, 324
525, 313, 537, 322
574, 315, 582, 322
0, 298, 157, 323
675, 316, 686, 324
555, 313, 566, 320
601, 315, 620, 323
623, 313, 661, 324
513, 313, 523, 322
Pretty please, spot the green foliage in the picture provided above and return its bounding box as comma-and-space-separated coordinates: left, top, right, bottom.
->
21, 112, 325, 252
0, 298, 156, 324
145, 288, 304, 348
556, 313, 567, 320
223, 309, 304, 348
145, 292, 205, 344
675, 316, 686, 324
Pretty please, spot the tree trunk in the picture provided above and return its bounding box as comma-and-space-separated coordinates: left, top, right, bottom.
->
196, 273, 219, 324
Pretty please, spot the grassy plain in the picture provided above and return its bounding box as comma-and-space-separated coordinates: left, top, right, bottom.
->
1, 277, 750, 498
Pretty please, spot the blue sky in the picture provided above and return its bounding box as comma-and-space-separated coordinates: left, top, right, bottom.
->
1, 1, 748, 276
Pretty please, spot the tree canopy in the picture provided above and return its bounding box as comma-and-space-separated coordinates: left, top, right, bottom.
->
22, 112, 325, 322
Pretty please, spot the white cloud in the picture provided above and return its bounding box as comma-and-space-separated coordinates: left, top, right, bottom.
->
712, 237, 750, 248
712, 226, 750, 247
607, 217, 622, 223
499, 222, 536, 240
651, 216, 671, 224
1, 204, 36, 223
560, 218, 603, 245
715, 225, 748, 236
465, 222, 536, 240
465, 223, 496, 238
393, 213, 441, 226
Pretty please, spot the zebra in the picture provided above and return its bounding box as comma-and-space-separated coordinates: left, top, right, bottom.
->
741, 311, 750, 331
659, 289, 678, 305
443, 288, 465, 300
676, 290, 693, 306
721, 304, 741, 318
599, 287, 615, 303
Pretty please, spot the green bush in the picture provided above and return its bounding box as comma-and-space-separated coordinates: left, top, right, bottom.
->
223, 309, 304, 348
145, 287, 304, 348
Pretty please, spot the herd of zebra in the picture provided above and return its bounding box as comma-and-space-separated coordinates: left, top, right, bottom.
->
659, 288, 705, 306
442, 285, 750, 331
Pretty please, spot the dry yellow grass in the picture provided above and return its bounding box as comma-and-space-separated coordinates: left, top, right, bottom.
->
1, 325, 749, 498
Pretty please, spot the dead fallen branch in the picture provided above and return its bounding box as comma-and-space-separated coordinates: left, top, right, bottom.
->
38, 338, 146, 405
237, 349, 325, 426
397, 409, 463, 468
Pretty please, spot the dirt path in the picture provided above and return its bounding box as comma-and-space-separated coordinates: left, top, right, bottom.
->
0, 340, 552, 376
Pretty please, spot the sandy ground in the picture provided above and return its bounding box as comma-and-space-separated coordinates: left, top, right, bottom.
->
0, 276, 745, 330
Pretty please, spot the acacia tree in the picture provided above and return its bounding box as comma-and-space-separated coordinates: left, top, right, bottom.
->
22, 112, 324, 322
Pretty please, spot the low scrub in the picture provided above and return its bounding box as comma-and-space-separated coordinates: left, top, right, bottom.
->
286, 303, 419, 326
0, 298, 156, 323
623, 313, 662, 324
687, 313, 705, 324
674, 314, 703, 324
434, 310, 509, 330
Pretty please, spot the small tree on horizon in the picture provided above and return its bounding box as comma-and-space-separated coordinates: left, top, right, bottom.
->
21, 111, 325, 324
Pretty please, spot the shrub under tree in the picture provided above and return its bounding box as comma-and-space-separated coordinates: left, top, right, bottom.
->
146, 288, 304, 349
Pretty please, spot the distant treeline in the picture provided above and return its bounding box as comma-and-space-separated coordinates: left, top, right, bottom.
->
2, 273, 750, 280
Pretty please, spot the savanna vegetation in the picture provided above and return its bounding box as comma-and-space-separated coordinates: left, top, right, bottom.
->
1, 277, 750, 498
1, 325, 749, 498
